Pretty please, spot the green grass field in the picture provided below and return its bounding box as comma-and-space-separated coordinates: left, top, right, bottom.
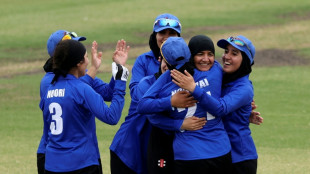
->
0, 0, 310, 173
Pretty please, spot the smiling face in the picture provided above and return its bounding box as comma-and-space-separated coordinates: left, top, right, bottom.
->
222, 44, 243, 74
156, 29, 178, 48
194, 50, 215, 71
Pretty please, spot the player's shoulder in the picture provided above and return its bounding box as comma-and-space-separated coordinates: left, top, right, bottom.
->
213, 61, 223, 71
136, 51, 155, 62
40, 72, 55, 84
230, 75, 253, 94
139, 50, 154, 57
203, 60, 223, 78
63, 75, 91, 92
139, 75, 156, 87
235, 75, 252, 86
73, 77, 91, 89
156, 70, 171, 83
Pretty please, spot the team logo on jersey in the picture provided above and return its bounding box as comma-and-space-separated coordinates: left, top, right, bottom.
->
158, 159, 166, 168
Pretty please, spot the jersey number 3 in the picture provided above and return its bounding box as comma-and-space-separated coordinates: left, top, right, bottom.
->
49, 102, 63, 135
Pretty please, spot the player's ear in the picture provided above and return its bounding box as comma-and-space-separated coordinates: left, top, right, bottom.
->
76, 60, 84, 67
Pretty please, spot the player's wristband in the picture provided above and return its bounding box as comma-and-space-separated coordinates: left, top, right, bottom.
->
112, 62, 129, 81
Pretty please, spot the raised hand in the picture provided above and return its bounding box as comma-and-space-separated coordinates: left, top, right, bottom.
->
171, 69, 196, 93
87, 41, 103, 79
113, 39, 130, 65
91, 41, 103, 70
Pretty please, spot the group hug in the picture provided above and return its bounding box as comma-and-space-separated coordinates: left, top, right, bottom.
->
37, 13, 263, 174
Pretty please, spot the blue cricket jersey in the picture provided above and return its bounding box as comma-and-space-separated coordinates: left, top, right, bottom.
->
129, 51, 160, 97
37, 72, 54, 155
37, 72, 115, 160
191, 74, 257, 163
138, 61, 231, 160
40, 74, 125, 172
110, 75, 155, 174
111, 74, 184, 174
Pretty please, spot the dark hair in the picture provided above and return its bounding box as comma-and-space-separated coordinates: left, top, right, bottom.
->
149, 32, 161, 60
43, 57, 53, 72
149, 31, 181, 63
150, 31, 181, 79
177, 62, 195, 76
188, 35, 215, 66
51, 40, 86, 84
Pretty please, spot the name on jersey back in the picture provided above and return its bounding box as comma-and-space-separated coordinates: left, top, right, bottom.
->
47, 88, 65, 98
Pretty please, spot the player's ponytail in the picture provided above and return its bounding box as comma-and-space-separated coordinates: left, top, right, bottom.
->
51, 68, 67, 84
51, 40, 86, 84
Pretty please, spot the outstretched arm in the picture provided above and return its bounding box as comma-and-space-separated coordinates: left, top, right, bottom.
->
137, 72, 172, 114
171, 69, 253, 117
84, 61, 129, 125
138, 71, 198, 114
83, 40, 129, 101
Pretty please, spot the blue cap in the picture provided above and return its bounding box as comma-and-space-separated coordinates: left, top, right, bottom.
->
217, 35, 255, 64
153, 13, 181, 34
47, 30, 86, 57
160, 37, 191, 69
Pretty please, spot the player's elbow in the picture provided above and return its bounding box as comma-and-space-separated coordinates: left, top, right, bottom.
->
97, 114, 120, 125
109, 119, 119, 125
110, 113, 122, 125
